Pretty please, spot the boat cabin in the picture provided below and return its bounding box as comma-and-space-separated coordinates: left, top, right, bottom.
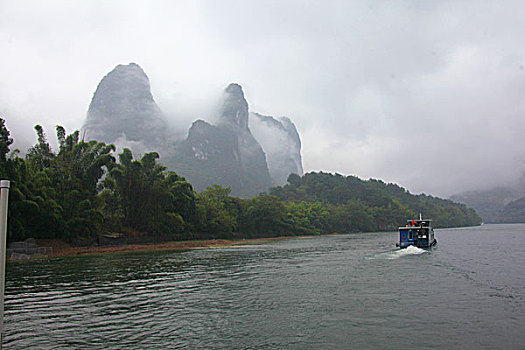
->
398, 218, 436, 248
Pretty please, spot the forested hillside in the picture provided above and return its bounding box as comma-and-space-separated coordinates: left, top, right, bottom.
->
270, 172, 482, 230
0, 119, 481, 244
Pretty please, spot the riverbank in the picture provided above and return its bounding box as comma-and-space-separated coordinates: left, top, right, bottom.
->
28, 237, 290, 259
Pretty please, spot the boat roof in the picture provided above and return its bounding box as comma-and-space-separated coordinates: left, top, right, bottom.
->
399, 219, 432, 230
399, 225, 428, 230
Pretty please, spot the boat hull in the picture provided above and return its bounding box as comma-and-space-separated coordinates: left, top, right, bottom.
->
397, 239, 436, 249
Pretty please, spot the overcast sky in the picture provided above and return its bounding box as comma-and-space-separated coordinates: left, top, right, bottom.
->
2, 0, 525, 197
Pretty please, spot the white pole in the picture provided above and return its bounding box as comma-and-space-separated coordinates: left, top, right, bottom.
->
0, 180, 10, 349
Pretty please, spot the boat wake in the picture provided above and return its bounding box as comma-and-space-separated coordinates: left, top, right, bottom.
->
371, 246, 428, 260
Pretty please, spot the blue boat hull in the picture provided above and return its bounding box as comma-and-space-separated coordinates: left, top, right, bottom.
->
397, 238, 437, 249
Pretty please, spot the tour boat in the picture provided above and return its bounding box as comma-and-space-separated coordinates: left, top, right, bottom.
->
397, 214, 437, 248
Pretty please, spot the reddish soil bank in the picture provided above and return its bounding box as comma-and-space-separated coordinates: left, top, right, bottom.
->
34, 237, 288, 258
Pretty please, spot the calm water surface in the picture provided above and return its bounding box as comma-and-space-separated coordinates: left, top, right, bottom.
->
3, 224, 525, 349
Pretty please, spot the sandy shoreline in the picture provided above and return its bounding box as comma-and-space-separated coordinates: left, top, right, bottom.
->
29, 237, 290, 259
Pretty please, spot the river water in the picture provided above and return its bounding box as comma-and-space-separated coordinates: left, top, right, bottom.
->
3, 224, 525, 349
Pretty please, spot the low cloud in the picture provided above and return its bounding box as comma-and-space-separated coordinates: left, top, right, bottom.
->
2, 1, 525, 197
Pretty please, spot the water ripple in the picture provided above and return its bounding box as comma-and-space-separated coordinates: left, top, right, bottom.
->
3, 227, 525, 349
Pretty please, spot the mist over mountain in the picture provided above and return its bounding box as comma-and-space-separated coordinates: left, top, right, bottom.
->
218, 84, 273, 193
168, 119, 246, 191
82, 63, 168, 156
451, 185, 525, 223
81, 63, 303, 196
249, 113, 303, 185
166, 84, 273, 196
217, 84, 269, 180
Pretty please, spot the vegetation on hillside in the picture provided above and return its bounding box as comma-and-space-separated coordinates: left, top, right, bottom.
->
0, 118, 481, 244
270, 172, 481, 230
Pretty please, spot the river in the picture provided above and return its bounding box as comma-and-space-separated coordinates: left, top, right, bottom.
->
3, 224, 525, 349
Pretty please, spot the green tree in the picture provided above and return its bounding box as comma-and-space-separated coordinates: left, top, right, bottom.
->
0, 118, 13, 176
285, 201, 328, 235
243, 195, 288, 236
325, 201, 375, 233
50, 127, 116, 239
7, 125, 117, 241
196, 185, 239, 237
26, 125, 55, 171
105, 148, 196, 237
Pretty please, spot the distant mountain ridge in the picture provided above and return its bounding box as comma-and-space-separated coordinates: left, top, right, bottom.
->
450, 186, 525, 223
81, 63, 303, 197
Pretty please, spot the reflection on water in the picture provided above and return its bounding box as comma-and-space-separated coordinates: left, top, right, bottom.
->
4, 224, 525, 349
